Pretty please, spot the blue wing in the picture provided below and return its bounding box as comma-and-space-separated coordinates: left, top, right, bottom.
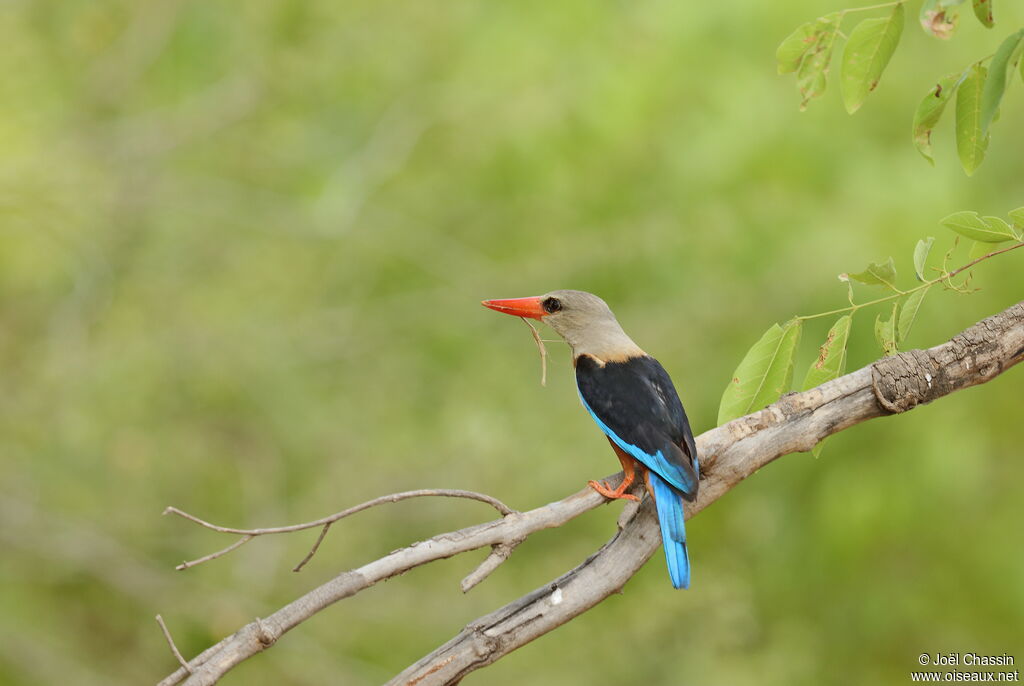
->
575, 354, 698, 498
578, 393, 696, 494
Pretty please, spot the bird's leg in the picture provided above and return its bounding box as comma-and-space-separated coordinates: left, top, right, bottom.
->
642, 469, 656, 500
588, 440, 641, 501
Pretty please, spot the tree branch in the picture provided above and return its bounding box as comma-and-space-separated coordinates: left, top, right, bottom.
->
164, 489, 516, 571
156, 302, 1024, 686
155, 615, 192, 675
156, 483, 619, 686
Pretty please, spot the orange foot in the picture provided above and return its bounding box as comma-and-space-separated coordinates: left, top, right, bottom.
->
588, 479, 640, 501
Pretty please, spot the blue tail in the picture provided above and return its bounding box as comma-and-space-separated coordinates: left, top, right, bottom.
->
649, 471, 690, 589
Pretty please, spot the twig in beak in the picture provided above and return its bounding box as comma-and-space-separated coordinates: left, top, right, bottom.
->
521, 317, 547, 387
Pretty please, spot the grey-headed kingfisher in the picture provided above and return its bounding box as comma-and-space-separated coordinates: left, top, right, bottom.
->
482, 290, 699, 589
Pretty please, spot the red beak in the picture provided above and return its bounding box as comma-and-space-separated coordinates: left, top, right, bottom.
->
481, 296, 546, 320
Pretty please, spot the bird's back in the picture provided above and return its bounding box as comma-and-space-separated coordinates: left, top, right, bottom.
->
575, 353, 699, 499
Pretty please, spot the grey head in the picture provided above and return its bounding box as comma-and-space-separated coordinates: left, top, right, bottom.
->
538, 290, 645, 361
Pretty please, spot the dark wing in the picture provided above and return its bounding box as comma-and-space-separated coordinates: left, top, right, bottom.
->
576, 354, 699, 499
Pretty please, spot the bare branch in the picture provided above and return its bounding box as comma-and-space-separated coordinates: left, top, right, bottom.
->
292, 523, 332, 573
174, 535, 254, 571
155, 615, 191, 675
460, 541, 523, 593
156, 302, 1024, 686
164, 488, 516, 571
156, 483, 613, 686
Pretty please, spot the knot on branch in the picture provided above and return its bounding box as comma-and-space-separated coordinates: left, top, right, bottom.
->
871, 349, 944, 414
254, 617, 279, 649
872, 302, 1024, 414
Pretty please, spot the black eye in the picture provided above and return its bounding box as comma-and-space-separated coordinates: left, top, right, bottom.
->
542, 297, 562, 314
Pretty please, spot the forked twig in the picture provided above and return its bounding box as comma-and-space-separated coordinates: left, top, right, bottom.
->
164, 489, 516, 571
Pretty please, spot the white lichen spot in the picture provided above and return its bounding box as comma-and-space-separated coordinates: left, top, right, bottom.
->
550, 587, 563, 606
925, 373, 932, 389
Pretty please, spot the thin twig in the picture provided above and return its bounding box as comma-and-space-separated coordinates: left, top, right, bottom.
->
460, 540, 522, 592
157, 483, 609, 686
165, 489, 516, 571
802, 240, 1024, 322
155, 614, 192, 674
293, 523, 332, 572
521, 317, 547, 386
176, 535, 254, 571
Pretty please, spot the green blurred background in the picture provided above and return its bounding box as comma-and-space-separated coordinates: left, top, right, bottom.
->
2, 1, 1022, 684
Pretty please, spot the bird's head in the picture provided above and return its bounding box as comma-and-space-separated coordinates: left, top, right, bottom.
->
482, 290, 642, 359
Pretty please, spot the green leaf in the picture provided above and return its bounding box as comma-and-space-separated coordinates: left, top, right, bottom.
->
801, 315, 851, 458
912, 73, 960, 163
920, 0, 963, 39
796, 14, 841, 111
839, 5, 905, 114
982, 215, 1015, 236
985, 214, 1021, 240
777, 21, 818, 74
971, 0, 994, 27
940, 210, 1017, 242
802, 315, 852, 392
913, 237, 935, 280
875, 303, 900, 356
845, 257, 898, 290
955, 64, 989, 175
968, 239, 998, 260
898, 287, 931, 343
1009, 206, 1024, 229
981, 30, 1024, 134
841, 4, 905, 114
718, 318, 803, 424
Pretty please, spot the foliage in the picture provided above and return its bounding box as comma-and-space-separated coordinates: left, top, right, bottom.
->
718, 205, 1024, 455
778, 0, 1024, 174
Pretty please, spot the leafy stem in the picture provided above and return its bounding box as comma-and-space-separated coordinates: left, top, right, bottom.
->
842, 0, 904, 15
797, 240, 1024, 322
779, 0, 1017, 174
719, 205, 1022, 453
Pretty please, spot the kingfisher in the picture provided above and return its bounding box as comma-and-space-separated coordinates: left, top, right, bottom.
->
482, 290, 699, 589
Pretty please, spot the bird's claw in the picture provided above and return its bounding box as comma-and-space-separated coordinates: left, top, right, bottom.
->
587, 479, 640, 502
